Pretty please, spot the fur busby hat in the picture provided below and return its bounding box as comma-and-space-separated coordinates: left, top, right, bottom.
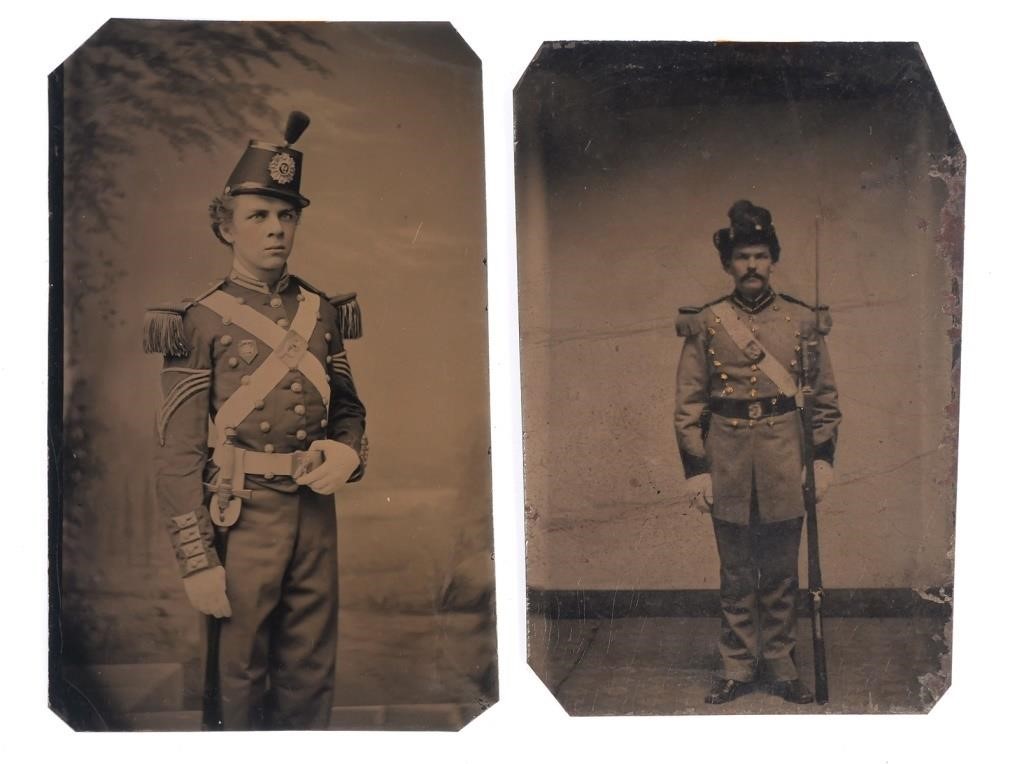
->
713, 200, 781, 264
223, 111, 312, 208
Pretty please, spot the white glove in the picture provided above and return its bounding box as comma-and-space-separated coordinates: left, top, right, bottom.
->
295, 439, 361, 495
686, 473, 714, 513
813, 460, 834, 502
183, 565, 231, 618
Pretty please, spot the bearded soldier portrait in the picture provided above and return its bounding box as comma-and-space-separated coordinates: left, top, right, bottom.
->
674, 199, 841, 705
144, 112, 368, 730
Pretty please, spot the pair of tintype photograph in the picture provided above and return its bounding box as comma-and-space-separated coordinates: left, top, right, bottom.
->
51, 21, 961, 731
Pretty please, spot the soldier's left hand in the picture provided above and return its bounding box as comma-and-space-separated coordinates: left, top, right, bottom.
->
295, 440, 361, 494
813, 460, 834, 502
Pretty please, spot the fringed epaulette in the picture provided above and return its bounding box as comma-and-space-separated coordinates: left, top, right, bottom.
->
329, 292, 362, 340
778, 293, 832, 334
143, 302, 192, 357
143, 280, 224, 357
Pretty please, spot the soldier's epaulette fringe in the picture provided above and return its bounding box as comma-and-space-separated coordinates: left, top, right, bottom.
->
143, 280, 225, 356
143, 304, 191, 356
329, 292, 362, 340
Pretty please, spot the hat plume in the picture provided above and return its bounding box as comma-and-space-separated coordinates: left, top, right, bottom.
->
284, 111, 311, 145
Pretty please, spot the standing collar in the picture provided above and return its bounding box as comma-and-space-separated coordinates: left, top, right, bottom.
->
730, 287, 776, 314
228, 266, 292, 295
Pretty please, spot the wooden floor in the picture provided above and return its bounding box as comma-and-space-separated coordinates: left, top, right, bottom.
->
528, 614, 950, 715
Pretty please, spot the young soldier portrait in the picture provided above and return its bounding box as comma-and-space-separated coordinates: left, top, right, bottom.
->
674, 200, 839, 704
52, 21, 494, 732
145, 113, 367, 729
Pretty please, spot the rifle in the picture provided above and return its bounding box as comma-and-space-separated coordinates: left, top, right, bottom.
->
798, 215, 829, 705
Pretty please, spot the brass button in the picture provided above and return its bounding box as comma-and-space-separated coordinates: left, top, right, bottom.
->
714, 317, 722, 324
713, 360, 722, 367
296, 429, 308, 441
222, 316, 232, 326
264, 472, 275, 480
724, 386, 734, 394
294, 404, 306, 415
748, 419, 755, 428
240, 375, 251, 385
750, 389, 758, 397
790, 360, 797, 367
320, 418, 328, 427
260, 421, 271, 433
290, 382, 302, 393
326, 354, 332, 363
324, 332, 332, 341
263, 444, 274, 453
220, 335, 232, 346
767, 419, 775, 427
771, 397, 778, 405
708, 349, 716, 356
794, 345, 800, 352
751, 364, 759, 371
720, 373, 728, 380
277, 318, 289, 328
254, 399, 265, 410
270, 296, 283, 308
708, 327, 716, 336
785, 315, 792, 322
731, 420, 739, 428
227, 357, 239, 368
750, 376, 757, 384
773, 305, 779, 311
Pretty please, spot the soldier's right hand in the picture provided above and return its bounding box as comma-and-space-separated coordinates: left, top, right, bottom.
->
686, 474, 714, 512
183, 565, 232, 618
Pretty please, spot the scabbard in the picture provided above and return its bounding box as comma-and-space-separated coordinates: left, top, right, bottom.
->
201, 529, 229, 731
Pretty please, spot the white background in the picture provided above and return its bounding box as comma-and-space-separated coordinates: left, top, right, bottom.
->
5, 1, 1020, 761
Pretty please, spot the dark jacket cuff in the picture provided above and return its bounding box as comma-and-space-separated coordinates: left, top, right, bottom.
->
813, 439, 836, 465
682, 453, 710, 479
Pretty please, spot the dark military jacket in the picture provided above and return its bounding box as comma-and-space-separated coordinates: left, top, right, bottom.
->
674, 288, 840, 524
147, 268, 367, 576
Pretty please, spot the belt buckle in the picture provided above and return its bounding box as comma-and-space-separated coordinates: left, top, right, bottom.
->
747, 401, 763, 419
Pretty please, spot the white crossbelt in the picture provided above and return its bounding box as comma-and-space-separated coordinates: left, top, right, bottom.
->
708, 303, 800, 401
200, 287, 330, 446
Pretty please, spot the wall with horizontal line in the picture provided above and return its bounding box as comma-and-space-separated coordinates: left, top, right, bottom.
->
517, 44, 960, 591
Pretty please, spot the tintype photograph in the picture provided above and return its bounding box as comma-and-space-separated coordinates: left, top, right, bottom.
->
51, 20, 494, 731
516, 42, 962, 714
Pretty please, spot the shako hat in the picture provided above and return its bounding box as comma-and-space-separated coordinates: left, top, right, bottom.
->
223, 111, 312, 208
713, 200, 781, 263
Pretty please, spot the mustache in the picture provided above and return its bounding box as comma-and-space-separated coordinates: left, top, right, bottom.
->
742, 273, 765, 281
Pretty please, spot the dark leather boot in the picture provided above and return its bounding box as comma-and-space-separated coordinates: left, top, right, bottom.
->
704, 678, 748, 704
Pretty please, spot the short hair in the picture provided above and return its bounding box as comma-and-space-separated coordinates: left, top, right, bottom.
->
209, 194, 236, 246
208, 193, 303, 246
